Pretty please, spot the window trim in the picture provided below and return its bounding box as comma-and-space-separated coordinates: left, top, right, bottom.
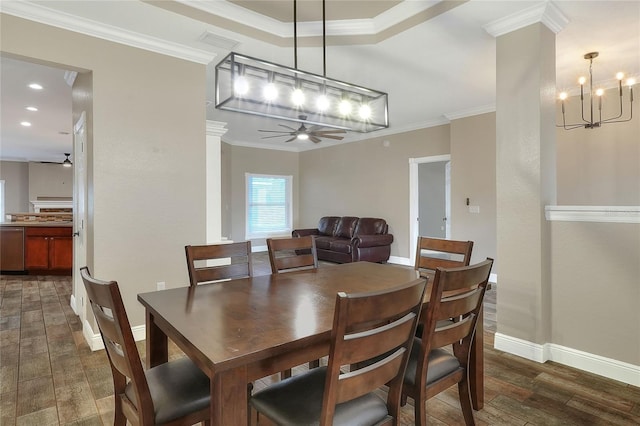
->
245, 173, 293, 240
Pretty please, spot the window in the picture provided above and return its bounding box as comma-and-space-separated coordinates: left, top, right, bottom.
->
246, 174, 292, 239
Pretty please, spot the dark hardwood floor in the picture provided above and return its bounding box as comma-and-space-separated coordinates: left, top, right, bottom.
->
1, 255, 638, 425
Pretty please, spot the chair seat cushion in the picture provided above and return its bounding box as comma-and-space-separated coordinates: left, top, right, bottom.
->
124, 357, 210, 424
250, 367, 389, 426
404, 340, 461, 388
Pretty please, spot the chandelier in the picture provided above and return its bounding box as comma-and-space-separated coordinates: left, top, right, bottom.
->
214, 0, 388, 133
557, 52, 634, 130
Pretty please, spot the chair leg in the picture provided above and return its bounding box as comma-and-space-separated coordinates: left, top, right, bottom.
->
414, 394, 427, 426
458, 378, 476, 426
113, 401, 126, 426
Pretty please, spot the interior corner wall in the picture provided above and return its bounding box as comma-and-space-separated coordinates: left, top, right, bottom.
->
450, 112, 497, 269
298, 126, 450, 259
1, 13, 207, 326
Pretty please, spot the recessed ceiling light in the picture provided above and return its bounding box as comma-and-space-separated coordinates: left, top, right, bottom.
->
26, 106, 38, 112
28, 83, 43, 90
20, 121, 32, 127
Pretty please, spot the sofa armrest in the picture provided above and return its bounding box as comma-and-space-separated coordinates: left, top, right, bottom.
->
353, 234, 394, 248
292, 228, 320, 238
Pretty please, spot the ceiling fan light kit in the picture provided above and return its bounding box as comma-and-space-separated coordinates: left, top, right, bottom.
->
215, 52, 388, 133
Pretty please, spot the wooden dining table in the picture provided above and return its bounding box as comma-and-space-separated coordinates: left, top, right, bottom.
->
137, 261, 487, 426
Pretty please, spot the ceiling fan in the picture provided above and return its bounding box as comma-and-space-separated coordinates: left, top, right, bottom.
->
259, 115, 346, 143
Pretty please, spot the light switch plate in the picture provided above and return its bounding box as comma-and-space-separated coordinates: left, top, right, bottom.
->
469, 205, 480, 214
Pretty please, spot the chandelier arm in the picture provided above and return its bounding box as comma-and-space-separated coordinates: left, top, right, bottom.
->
600, 101, 633, 124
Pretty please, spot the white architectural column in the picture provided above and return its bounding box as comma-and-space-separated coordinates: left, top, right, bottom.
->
485, 3, 566, 352
206, 120, 228, 244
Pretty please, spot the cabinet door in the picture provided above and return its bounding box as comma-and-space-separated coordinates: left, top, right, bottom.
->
49, 237, 73, 270
25, 236, 50, 269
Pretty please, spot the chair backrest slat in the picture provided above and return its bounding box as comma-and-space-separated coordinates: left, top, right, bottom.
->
185, 241, 252, 286
415, 237, 473, 274
267, 236, 318, 273
320, 277, 427, 425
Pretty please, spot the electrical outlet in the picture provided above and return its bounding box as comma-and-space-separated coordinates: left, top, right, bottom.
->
156, 281, 166, 290
469, 205, 480, 214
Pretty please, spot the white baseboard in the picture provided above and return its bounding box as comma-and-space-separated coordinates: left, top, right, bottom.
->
252, 245, 267, 253
83, 320, 146, 351
494, 333, 640, 387
388, 255, 411, 265
70, 294, 78, 315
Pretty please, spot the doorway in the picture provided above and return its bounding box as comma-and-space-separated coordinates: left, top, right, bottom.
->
409, 155, 451, 266
71, 112, 87, 325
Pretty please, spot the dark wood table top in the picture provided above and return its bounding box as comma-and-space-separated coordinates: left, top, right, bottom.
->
138, 262, 422, 374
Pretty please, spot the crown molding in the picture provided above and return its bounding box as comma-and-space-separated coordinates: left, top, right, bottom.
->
177, 0, 440, 39
444, 103, 496, 121
1, 1, 216, 64
483, 1, 569, 38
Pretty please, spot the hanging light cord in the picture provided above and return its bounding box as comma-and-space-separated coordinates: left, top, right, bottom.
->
322, 0, 326, 76
294, 0, 298, 69
293, 0, 327, 76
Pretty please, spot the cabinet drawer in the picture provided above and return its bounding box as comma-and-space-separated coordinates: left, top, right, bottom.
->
25, 227, 72, 237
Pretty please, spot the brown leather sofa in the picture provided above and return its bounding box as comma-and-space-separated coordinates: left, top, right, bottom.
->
292, 216, 393, 263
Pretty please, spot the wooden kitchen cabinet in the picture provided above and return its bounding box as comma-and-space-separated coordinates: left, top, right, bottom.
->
25, 227, 72, 273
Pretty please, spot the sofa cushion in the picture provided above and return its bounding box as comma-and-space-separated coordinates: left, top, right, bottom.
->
317, 216, 340, 236
329, 239, 352, 254
334, 217, 359, 239
314, 236, 334, 250
354, 218, 387, 236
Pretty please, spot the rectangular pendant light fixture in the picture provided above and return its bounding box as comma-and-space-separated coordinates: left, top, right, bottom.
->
215, 52, 389, 133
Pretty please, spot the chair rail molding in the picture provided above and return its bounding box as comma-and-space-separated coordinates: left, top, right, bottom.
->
545, 206, 640, 224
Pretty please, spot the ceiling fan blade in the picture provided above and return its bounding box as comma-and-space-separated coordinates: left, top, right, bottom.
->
313, 134, 344, 140
259, 129, 293, 133
310, 136, 322, 143
284, 136, 297, 143
278, 124, 298, 131
261, 134, 294, 139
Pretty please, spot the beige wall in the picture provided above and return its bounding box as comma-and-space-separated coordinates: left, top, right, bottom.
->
298, 126, 450, 259
450, 113, 497, 268
550, 221, 640, 365
1, 14, 207, 326
556, 87, 640, 205
0, 161, 29, 213
28, 162, 73, 205
223, 143, 299, 247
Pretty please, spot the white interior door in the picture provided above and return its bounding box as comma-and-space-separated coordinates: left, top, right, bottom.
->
72, 112, 87, 324
409, 155, 451, 266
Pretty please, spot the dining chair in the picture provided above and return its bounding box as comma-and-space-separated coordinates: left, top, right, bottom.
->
250, 276, 427, 426
185, 241, 252, 286
414, 236, 473, 275
266, 235, 320, 377
80, 267, 211, 426
402, 258, 493, 426
266, 235, 318, 274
